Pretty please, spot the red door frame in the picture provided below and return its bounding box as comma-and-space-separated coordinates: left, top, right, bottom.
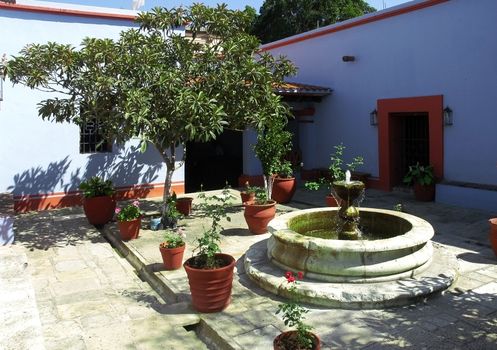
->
377, 95, 443, 191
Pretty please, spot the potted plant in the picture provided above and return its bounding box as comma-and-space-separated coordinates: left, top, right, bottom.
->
274, 271, 320, 350
244, 187, 277, 234
183, 188, 237, 313
403, 162, 436, 201
272, 160, 297, 204
170, 192, 194, 216
304, 143, 363, 207
79, 176, 116, 226
488, 218, 497, 258
159, 228, 186, 270
115, 200, 143, 241
240, 181, 257, 204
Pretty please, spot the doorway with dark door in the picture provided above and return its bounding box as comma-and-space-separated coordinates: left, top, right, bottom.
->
389, 112, 430, 187
185, 129, 243, 193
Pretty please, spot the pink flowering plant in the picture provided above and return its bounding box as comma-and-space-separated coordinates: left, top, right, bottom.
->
276, 271, 315, 349
115, 200, 142, 222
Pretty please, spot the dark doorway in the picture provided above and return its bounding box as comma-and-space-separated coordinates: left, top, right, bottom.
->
185, 129, 243, 193
389, 112, 429, 186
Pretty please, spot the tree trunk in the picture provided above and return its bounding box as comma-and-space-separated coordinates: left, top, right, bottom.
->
161, 144, 176, 227
263, 174, 274, 202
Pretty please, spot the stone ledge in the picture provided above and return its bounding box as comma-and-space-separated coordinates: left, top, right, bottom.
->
244, 240, 459, 309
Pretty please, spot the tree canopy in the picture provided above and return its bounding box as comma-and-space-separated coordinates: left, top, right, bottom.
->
7, 4, 296, 224
251, 0, 376, 44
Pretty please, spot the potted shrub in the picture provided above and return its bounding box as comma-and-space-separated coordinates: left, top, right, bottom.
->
274, 271, 320, 350
304, 143, 363, 207
183, 188, 237, 313
272, 160, 297, 204
159, 228, 186, 270
170, 192, 194, 216
488, 218, 497, 258
403, 162, 436, 201
244, 187, 277, 234
79, 176, 116, 226
115, 200, 143, 241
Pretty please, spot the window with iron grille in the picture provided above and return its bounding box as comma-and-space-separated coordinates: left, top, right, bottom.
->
79, 119, 112, 154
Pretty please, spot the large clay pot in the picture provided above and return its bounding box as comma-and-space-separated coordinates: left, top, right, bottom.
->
159, 244, 186, 270
183, 253, 236, 313
271, 177, 296, 204
325, 195, 340, 207
117, 217, 141, 241
414, 183, 435, 201
489, 218, 497, 257
273, 330, 321, 350
82, 195, 116, 226
244, 200, 277, 234
176, 197, 193, 216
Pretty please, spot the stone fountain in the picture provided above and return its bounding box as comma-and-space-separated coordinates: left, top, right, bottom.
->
244, 172, 458, 308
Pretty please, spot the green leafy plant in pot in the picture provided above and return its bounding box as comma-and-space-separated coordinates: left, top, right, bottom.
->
274, 271, 320, 350
79, 176, 116, 226
115, 200, 143, 241
304, 143, 363, 207
403, 162, 436, 201
183, 187, 237, 313
272, 159, 297, 204
159, 228, 186, 270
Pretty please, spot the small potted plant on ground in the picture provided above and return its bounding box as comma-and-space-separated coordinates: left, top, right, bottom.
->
304, 143, 363, 207
240, 181, 257, 204
489, 218, 497, 258
272, 160, 297, 204
274, 271, 320, 350
79, 176, 116, 226
183, 187, 237, 313
403, 162, 436, 201
172, 192, 194, 216
244, 187, 276, 234
159, 228, 186, 270
115, 200, 142, 241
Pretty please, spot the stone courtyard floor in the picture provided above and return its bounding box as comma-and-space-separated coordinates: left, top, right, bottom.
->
1, 186, 497, 349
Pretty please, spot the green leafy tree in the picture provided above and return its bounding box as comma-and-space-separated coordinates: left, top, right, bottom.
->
6, 4, 295, 225
252, 0, 376, 43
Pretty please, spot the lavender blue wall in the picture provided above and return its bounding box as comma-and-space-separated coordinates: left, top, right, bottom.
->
0, 2, 184, 197
257, 0, 497, 210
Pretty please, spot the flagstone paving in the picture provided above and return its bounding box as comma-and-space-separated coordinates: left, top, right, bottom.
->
2, 186, 497, 349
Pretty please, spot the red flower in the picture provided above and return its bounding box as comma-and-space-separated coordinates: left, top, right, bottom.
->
297, 271, 304, 280
285, 271, 293, 279
287, 275, 296, 283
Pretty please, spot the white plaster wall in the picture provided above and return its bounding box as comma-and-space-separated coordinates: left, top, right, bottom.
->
265, 0, 497, 187
0, 4, 184, 196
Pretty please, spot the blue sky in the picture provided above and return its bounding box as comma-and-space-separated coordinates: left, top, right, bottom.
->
37, 0, 411, 12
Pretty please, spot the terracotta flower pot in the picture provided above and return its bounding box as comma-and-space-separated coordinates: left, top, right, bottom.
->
82, 195, 116, 226
183, 253, 236, 313
244, 200, 277, 234
159, 244, 186, 270
176, 197, 193, 216
117, 217, 141, 241
489, 218, 497, 258
325, 195, 340, 207
273, 330, 321, 350
413, 183, 435, 201
272, 177, 296, 204
240, 191, 255, 204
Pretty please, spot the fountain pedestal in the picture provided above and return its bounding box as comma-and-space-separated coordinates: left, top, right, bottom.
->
332, 180, 365, 240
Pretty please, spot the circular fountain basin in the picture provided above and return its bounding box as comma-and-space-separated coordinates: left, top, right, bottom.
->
268, 207, 434, 282
244, 207, 458, 308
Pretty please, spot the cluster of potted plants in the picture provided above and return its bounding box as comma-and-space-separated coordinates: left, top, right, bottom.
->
304, 143, 364, 206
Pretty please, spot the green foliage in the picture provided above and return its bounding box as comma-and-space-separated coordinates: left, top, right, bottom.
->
403, 162, 435, 186
275, 160, 293, 178
276, 271, 314, 349
252, 0, 376, 43
7, 4, 296, 224
79, 177, 115, 198
194, 187, 236, 268
115, 200, 142, 222
160, 229, 185, 249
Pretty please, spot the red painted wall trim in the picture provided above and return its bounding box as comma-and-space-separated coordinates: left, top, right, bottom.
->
0, 2, 137, 21
377, 95, 443, 191
13, 181, 185, 213
259, 0, 449, 52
